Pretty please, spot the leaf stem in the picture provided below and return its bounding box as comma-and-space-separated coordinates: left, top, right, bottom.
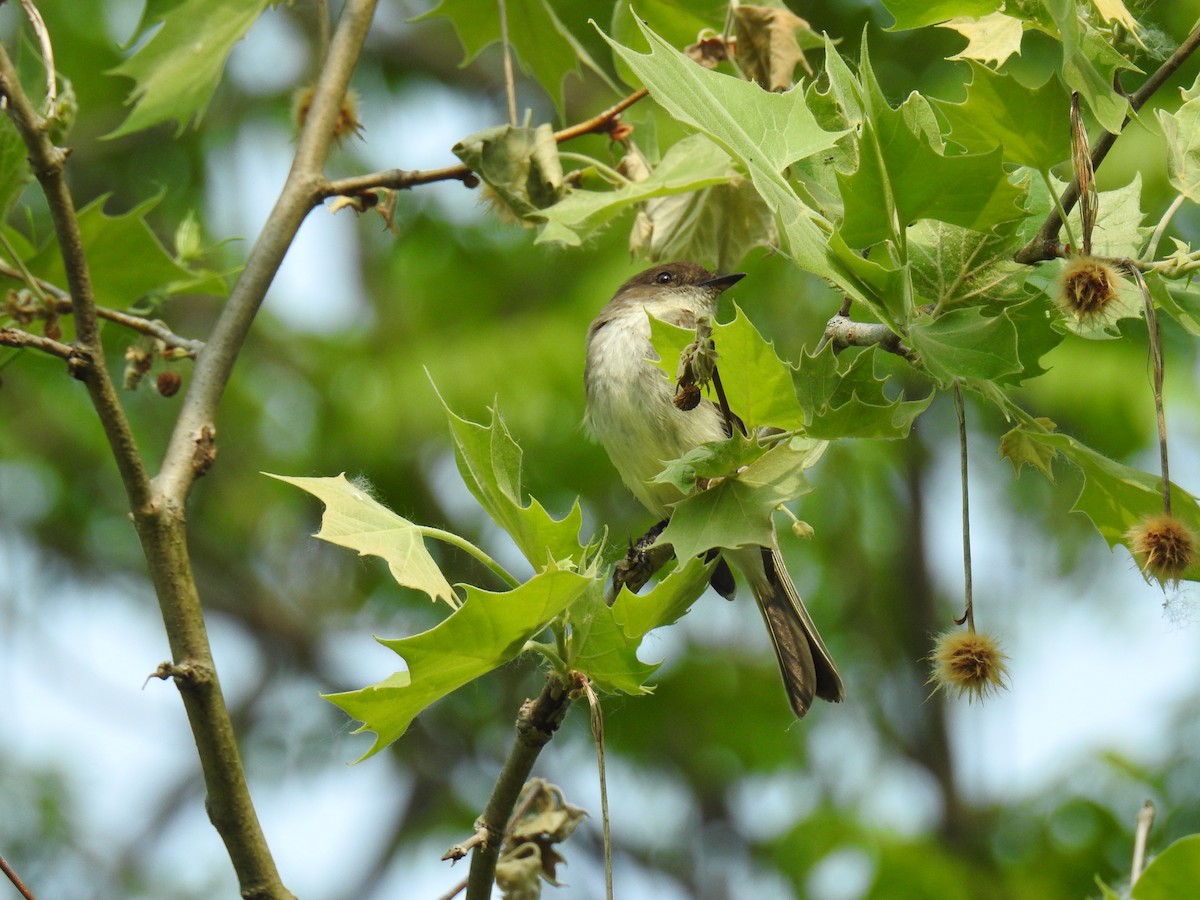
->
1040, 168, 1077, 256
953, 383, 975, 632
1143, 193, 1186, 262
1015, 23, 1200, 264
419, 526, 521, 589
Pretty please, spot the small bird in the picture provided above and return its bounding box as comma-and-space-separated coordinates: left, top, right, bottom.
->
584, 261, 843, 717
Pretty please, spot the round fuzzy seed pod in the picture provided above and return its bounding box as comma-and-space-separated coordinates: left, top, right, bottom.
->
1127, 514, 1197, 585
1057, 255, 1120, 325
928, 629, 1009, 702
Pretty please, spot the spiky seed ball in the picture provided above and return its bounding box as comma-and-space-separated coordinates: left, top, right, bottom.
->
292, 86, 363, 144
928, 629, 1009, 702
1057, 255, 1120, 325
1127, 514, 1197, 585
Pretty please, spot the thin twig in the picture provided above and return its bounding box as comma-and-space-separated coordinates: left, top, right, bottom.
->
319, 88, 649, 199
436, 878, 468, 900
465, 675, 572, 900
0, 852, 35, 900
1016, 24, 1200, 264
0, 260, 204, 354
953, 383, 975, 632
1131, 800, 1155, 885
1128, 265, 1170, 514
1, 325, 75, 359
497, 0, 518, 127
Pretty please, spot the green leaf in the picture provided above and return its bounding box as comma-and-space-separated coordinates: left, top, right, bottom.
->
656, 441, 818, 561
1147, 271, 1200, 337
629, 174, 778, 273
566, 556, 713, 695
22, 194, 222, 309
709, 308, 807, 431
881, 0, 1002, 31
267, 473, 457, 606
795, 344, 933, 439
453, 124, 565, 218
1042, 0, 1135, 134
1016, 430, 1200, 580
907, 306, 1022, 384
1133, 834, 1200, 900
533, 134, 735, 248
837, 84, 1027, 248
599, 18, 868, 297
107, 0, 273, 138
908, 219, 1030, 309
934, 64, 1072, 171
443, 398, 585, 570
327, 568, 589, 758
0, 115, 30, 221
998, 418, 1058, 479
419, 0, 614, 118
645, 305, 806, 432
1157, 85, 1200, 203
936, 12, 1024, 67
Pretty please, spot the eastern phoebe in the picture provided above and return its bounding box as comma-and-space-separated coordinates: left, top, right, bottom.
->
585, 261, 843, 718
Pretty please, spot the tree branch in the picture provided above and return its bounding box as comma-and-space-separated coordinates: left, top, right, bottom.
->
465, 675, 573, 900
157, 0, 380, 500
821, 314, 916, 361
1, 324, 76, 360
1015, 24, 1200, 264
319, 87, 650, 199
0, 260, 204, 355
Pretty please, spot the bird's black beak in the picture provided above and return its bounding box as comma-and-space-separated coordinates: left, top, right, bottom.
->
699, 272, 745, 293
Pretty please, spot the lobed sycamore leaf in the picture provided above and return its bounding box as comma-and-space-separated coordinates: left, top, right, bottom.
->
107, 0, 273, 138
565, 556, 712, 695
534, 134, 736, 248
655, 441, 819, 562
1020, 171, 1147, 258
794, 344, 933, 439
629, 175, 778, 274
1041, 0, 1136, 134
998, 418, 1059, 479
419, 0, 613, 118
1015, 430, 1200, 581
442, 398, 586, 570
600, 18, 877, 304
1146, 271, 1200, 337
907, 305, 1022, 384
645, 306, 806, 433
937, 13, 1024, 67
1157, 80, 1200, 203
908, 219, 1030, 309
327, 568, 590, 759
18, 194, 228, 309
934, 65, 1072, 171
836, 77, 1027, 247
267, 473, 456, 607
881, 0, 1002, 31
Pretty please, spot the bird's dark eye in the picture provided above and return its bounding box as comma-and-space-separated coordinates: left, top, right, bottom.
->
655, 271, 673, 284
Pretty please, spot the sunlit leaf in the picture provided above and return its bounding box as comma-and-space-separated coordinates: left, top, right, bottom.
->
267, 473, 457, 606
1132, 834, 1200, 900
1157, 81, 1200, 203
998, 419, 1058, 479
327, 568, 589, 758
934, 64, 1072, 171
443, 397, 585, 570
107, 0, 273, 138
937, 12, 1024, 67
881, 0, 1002, 31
